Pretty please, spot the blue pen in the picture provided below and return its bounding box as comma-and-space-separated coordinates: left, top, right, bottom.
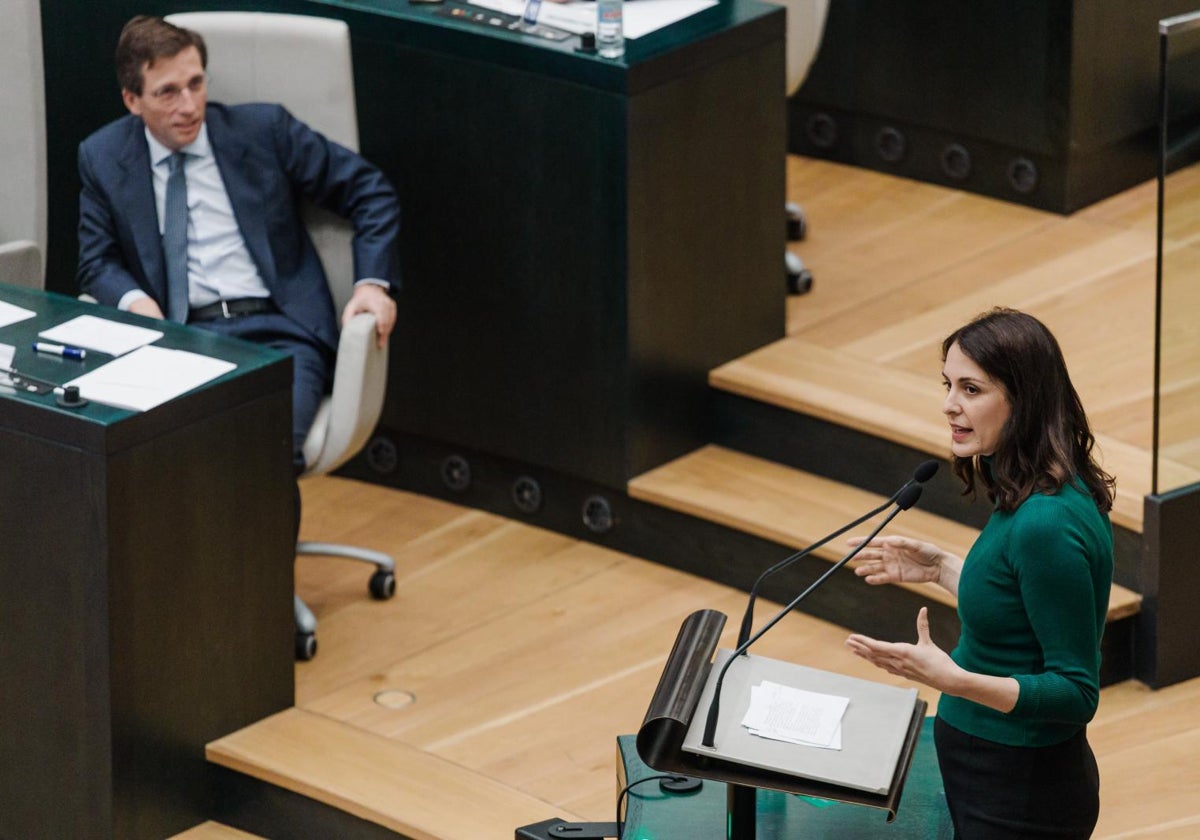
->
33, 341, 87, 360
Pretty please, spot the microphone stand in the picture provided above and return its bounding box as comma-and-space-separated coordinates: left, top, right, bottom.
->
735, 462, 937, 648
735, 496, 897, 648
702, 485, 922, 839
702, 483, 923, 749
0, 364, 58, 395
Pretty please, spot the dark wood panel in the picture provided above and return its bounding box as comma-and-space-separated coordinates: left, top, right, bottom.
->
0, 431, 113, 838
1138, 483, 1200, 688
0, 285, 295, 839
789, 0, 1200, 212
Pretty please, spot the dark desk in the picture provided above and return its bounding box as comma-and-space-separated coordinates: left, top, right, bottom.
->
0, 284, 295, 839
43, 0, 786, 491
343, 0, 787, 488
616, 719, 953, 838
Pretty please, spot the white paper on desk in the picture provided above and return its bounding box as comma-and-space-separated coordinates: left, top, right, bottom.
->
39, 314, 164, 357
0, 343, 14, 386
0, 300, 36, 330
63, 345, 235, 412
742, 680, 849, 750
469, 0, 717, 39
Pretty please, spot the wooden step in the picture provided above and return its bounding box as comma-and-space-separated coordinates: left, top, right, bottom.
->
207, 708, 579, 840
710, 335, 1200, 534
629, 445, 1142, 623
170, 823, 265, 839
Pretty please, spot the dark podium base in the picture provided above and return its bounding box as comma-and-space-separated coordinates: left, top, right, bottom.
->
515, 721, 952, 839
616, 722, 951, 839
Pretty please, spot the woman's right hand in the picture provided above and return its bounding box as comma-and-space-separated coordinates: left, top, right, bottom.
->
849, 535, 946, 587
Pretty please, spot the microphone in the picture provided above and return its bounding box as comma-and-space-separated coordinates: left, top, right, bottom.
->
701, 482, 924, 749
735, 461, 938, 647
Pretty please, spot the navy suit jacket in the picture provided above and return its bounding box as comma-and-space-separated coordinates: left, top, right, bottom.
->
77, 102, 401, 352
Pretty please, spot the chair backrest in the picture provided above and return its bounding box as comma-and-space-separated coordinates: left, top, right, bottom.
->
165, 11, 359, 314
0, 0, 47, 287
168, 12, 387, 477
784, 0, 831, 97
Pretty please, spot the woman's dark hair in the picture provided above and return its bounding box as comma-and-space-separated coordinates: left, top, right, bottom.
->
116, 16, 207, 96
942, 308, 1114, 513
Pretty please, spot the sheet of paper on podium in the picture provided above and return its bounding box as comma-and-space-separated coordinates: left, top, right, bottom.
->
682, 649, 919, 795
742, 680, 848, 749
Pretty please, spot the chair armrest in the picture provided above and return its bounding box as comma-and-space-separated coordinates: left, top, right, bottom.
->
0, 240, 42, 288
301, 312, 389, 475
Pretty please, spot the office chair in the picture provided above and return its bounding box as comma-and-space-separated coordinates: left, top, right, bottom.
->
0, 0, 46, 289
782, 0, 829, 296
166, 11, 396, 661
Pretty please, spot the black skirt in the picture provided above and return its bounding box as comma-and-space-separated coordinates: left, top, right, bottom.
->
934, 716, 1100, 839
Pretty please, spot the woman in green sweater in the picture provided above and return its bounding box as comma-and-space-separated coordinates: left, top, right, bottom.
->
844, 308, 1115, 839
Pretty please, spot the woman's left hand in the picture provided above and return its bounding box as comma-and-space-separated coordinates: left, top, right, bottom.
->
845, 607, 960, 692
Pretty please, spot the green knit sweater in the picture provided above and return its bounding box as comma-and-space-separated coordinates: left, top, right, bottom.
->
937, 478, 1114, 747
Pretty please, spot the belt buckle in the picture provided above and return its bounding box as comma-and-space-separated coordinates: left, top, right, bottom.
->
220, 299, 232, 319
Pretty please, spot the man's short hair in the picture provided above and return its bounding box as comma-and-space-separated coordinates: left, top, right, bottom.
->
116, 15, 207, 95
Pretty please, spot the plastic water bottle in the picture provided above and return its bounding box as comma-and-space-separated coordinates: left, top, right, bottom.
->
596, 0, 624, 59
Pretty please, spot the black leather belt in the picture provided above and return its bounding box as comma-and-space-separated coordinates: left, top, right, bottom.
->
188, 297, 277, 322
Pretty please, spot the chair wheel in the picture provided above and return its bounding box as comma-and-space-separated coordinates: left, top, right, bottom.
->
786, 252, 814, 295
296, 631, 318, 661
369, 570, 396, 600
786, 202, 807, 241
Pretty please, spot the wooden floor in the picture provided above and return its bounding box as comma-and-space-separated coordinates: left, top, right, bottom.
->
289, 159, 1200, 838
785, 155, 1200, 487
296, 476, 1200, 839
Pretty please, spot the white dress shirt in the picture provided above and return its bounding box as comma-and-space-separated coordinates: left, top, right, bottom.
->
119, 120, 388, 313
119, 124, 269, 312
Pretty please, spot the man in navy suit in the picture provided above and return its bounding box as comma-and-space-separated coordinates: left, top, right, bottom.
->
77, 15, 400, 472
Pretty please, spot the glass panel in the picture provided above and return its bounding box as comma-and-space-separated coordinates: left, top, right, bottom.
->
1156, 12, 1200, 494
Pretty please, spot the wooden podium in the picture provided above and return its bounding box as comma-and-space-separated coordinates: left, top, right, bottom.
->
636, 609, 934, 838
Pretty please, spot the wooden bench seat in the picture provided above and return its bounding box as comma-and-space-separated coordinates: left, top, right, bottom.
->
629, 445, 1142, 622
710, 335, 1200, 534
207, 708, 578, 840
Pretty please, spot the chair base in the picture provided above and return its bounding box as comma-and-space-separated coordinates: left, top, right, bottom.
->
786, 251, 813, 295
294, 595, 319, 660
294, 542, 396, 660
298, 540, 395, 571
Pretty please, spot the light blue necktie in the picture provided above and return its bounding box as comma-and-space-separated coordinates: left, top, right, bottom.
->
163, 152, 190, 323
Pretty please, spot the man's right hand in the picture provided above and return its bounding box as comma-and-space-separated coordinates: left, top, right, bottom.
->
128, 298, 166, 319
